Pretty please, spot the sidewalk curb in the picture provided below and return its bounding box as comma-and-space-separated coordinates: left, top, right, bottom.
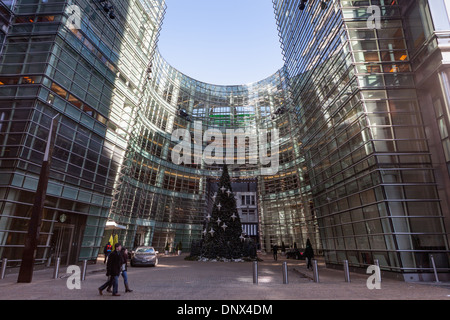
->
89, 268, 106, 274
292, 267, 314, 281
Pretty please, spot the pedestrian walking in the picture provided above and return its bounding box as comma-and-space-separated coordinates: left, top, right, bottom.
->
98, 243, 123, 296
103, 241, 112, 264
272, 244, 278, 261
303, 239, 314, 270
121, 248, 133, 293
107, 247, 133, 293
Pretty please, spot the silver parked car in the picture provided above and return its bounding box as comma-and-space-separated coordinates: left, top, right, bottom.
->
130, 246, 159, 267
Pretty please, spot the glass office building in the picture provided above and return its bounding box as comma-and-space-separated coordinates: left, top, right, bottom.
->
0, 0, 448, 281
273, 0, 450, 280
108, 49, 310, 254
0, 0, 166, 266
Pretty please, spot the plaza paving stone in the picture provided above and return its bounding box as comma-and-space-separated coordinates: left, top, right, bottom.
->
0, 254, 449, 301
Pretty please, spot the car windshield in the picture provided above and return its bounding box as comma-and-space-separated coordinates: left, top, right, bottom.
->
136, 247, 155, 254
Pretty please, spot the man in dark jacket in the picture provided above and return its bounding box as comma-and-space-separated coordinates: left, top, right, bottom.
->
272, 245, 278, 261
99, 243, 123, 296
304, 239, 314, 270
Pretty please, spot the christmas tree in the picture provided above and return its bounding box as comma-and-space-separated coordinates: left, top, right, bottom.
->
201, 165, 245, 260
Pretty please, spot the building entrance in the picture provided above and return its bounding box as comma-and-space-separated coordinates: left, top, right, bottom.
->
50, 223, 75, 266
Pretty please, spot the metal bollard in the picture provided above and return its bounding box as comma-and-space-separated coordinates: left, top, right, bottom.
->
282, 262, 288, 284
312, 260, 319, 283
46, 256, 52, 267
53, 257, 60, 279
253, 261, 258, 285
81, 260, 88, 281
374, 259, 382, 283
343, 260, 351, 283
1, 258, 7, 280
430, 255, 440, 283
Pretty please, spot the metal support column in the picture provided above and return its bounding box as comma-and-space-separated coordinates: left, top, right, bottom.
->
253, 261, 258, 285
312, 260, 319, 283
344, 260, 351, 283
282, 262, 288, 284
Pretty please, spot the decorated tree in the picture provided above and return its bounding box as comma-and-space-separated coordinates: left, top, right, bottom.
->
201, 165, 245, 259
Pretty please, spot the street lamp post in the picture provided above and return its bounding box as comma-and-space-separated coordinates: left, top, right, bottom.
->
17, 114, 60, 283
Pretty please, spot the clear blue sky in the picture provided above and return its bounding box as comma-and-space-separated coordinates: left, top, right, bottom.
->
157, 0, 284, 86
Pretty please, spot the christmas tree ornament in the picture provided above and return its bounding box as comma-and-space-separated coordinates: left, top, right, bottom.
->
220, 186, 226, 193
221, 223, 228, 231
217, 203, 221, 211
209, 228, 215, 237
231, 213, 237, 221
217, 218, 222, 226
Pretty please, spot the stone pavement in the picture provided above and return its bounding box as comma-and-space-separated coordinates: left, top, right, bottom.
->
0, 253, 449, 301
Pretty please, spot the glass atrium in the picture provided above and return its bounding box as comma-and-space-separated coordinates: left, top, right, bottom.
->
0, 0, 449, 281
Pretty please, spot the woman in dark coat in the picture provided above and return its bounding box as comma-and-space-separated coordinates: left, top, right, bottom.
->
303, 239, 314, 270
120, 247, 133, 293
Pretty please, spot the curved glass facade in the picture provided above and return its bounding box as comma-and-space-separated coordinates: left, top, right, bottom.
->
273, 0, 450, 279
0, 0, 449, 280
109, 49, 317, 253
